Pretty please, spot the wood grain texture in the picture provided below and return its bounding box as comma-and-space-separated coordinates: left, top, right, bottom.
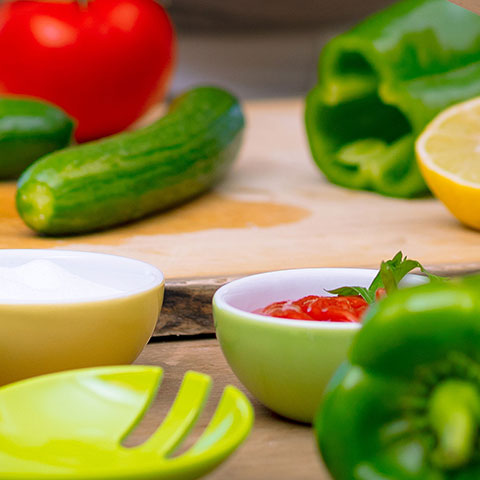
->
133, 338, 329, 479
157, 276, 238, 336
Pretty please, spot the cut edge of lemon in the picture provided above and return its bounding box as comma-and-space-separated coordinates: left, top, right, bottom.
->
416, 96, 480, 190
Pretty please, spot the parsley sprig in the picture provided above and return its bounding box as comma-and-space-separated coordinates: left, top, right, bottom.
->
327, 251, 444, 304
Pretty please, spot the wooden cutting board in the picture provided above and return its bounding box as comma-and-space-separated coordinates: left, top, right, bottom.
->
2, 99, 480, 334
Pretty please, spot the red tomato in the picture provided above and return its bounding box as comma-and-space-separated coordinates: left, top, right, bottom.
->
375, 288, 387, 301
257, 295, 369, 323
254, 301, 313, 320
0, 0, 175, 141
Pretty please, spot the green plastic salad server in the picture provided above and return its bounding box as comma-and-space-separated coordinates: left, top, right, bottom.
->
0, 365, 254, 479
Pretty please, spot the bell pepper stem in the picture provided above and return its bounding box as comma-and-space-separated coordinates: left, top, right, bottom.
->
428, 380, 480, 470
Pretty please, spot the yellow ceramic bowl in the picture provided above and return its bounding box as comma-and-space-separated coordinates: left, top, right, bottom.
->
213, 268, 424, 424
0, 250, 164, 385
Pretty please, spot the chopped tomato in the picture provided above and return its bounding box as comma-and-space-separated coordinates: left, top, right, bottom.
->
375, 288, 387, 301
256, 295, 369, 323
254, 301, 313, 320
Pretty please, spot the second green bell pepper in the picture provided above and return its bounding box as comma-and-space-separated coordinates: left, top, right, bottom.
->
316, 275, 480, 479
306, 0, 480, 198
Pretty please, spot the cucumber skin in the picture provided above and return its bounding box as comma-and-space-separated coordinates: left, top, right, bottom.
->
0, 97, 74, 179
16, 87, 245, 236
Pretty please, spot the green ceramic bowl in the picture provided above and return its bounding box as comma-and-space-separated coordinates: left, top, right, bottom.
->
213, 268, 424, 424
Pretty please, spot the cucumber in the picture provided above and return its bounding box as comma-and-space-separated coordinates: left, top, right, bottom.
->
0, 97, 74, 179
16, 87, 245, 235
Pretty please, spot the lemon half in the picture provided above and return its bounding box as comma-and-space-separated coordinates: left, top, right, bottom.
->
416, 97, 480, 230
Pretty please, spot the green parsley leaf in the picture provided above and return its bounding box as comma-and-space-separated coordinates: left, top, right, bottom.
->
329, 251, 444, 304
327, 286, 375, 304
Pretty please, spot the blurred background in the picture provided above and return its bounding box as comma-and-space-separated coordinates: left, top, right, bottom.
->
167, 0, 396, 99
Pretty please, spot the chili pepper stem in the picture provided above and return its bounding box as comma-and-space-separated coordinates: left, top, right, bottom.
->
428, 380, 480, 470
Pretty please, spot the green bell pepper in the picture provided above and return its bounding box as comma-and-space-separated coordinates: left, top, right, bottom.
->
315, 275, 480, 479
305, 0, 480, 198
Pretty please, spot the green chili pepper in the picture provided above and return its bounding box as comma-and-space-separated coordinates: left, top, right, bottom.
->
315, 275, 480, 479
305, 0, 480, 198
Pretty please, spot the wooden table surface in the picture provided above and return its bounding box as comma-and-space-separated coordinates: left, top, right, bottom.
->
133, 338, 329, 480
3, 98, 480, 281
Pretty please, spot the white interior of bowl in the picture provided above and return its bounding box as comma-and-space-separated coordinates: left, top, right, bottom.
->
0, 249, 164, 304
214, 268, 426, 329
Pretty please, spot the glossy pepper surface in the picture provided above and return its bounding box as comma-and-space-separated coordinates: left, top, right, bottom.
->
305, 0, 480, 198
316, 275, 480, 479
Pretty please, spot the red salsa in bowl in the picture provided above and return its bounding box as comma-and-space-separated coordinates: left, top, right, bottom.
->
254, 252, 437, 323
255, 294, 370, 323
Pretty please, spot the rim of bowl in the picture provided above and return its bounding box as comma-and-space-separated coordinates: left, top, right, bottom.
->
213, 267, 425, 330
0, 249, 164, 305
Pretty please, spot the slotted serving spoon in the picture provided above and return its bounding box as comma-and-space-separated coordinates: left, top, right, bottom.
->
0, 365, 253, 479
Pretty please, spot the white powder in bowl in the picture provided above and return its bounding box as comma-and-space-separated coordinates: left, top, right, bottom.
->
0, 259, 123, 302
